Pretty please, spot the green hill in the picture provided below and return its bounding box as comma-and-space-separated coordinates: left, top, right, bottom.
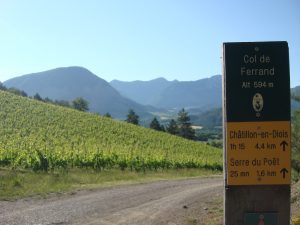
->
0, 90, 222, 172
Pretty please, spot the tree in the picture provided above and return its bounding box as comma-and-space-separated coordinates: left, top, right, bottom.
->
0, 82, 7, 91
72, 97, 89, 112
177, 108, 195, 140
150, 117, 164, 131
104, 112, 112, 118
166, 119, 178, 135
44, 97, 53, 103
126, 109, 139, 125
7, 87, 27, 97
292, 95, 300, 173
33, 93, 43, 101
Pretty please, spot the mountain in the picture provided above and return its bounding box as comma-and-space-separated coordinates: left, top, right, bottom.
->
190, 108, 222, 128
4, 67, 150, 119
111, 75, 222, 110
291, 85, 300, 110
156, 75, 221, 109
292, 85, 300, 97
110, 77, 177, 106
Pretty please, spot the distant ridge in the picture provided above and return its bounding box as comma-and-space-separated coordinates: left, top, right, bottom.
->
111, 75, 222, 110
110, 77, 177, 106
4, 66, 150, 118
291, 85, 300, 109
292, 85, 300, 96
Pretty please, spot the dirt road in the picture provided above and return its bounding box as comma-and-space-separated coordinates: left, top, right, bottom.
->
0, 177, 223, 225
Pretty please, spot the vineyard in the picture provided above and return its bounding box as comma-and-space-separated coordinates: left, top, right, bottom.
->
0, 90, 222, 172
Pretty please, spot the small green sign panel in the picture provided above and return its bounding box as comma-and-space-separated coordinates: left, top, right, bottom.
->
244, 212, 278, 225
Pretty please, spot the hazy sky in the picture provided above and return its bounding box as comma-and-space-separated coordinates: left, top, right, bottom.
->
0, 0, 299, 86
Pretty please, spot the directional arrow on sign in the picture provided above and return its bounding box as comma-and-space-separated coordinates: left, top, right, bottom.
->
280, 141, 288, 151
280, 168, 289, 179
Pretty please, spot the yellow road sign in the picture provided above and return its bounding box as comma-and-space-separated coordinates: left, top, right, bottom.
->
226, 121, 291, 185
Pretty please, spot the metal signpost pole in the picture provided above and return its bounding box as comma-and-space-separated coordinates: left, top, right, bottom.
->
223, 42, 291, 225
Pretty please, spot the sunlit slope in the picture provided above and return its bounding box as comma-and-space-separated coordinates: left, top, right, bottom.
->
0, 91, 222, 171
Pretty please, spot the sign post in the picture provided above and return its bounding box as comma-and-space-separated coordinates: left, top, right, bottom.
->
223, 42, 291, 225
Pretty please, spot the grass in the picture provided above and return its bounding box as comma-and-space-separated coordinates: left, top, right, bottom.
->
292, 215, 300, 225
293, 169, 300, 183
0, 167, 221, 200
185, 191, 223, 225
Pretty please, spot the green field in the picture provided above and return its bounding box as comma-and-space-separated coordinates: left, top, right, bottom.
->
0, 90, 222, 172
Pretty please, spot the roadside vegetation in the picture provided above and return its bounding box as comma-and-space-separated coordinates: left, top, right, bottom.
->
293, 215, 300, 225
0, 168, 220, 200
292, 95, 300, 181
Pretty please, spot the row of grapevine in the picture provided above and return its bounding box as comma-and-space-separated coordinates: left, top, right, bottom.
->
0, 146, 222, 172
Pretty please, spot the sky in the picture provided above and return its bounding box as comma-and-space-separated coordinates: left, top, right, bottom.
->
0, 0, 299, 86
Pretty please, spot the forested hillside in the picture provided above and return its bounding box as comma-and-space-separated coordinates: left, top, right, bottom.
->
0, 90, 222, 172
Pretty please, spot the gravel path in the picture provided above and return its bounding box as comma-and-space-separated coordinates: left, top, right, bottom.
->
0, 177, 223, 225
